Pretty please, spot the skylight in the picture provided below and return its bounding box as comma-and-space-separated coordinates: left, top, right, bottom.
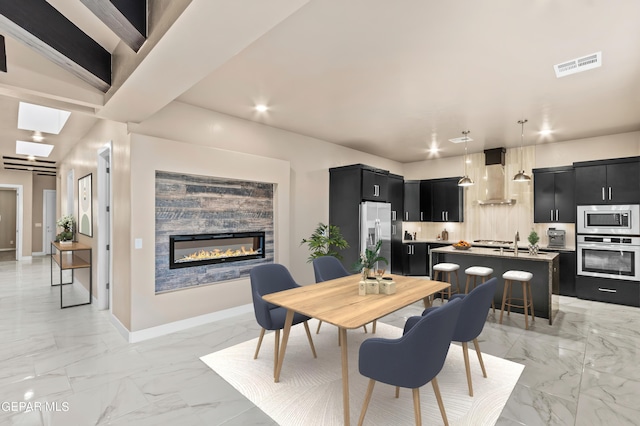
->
18, 102, 71, 134
16, 140, 54, 157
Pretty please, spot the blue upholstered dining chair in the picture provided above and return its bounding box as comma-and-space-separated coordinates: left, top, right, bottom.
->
358, 298, 462, 426
405, 277, 498, 397
250, 264, 317, 377
312, 256, 371, 334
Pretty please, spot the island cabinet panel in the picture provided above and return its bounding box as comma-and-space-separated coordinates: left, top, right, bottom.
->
533, 167, 575, 223
574, 157, 640, 205
431, 246, 559, 325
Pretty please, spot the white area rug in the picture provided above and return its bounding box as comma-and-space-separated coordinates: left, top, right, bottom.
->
201, 319, 523, 425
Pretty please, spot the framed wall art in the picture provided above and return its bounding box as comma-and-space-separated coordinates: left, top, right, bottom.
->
78, 173, 93, 237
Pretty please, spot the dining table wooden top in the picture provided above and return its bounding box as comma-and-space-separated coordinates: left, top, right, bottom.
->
263, 273, 450, 330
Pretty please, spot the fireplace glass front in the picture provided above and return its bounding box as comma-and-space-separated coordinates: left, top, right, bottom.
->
169, 232, 265, 269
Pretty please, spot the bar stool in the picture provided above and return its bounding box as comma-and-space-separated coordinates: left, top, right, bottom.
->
500, 270, 534, 330
432, 263, 460, 302
464, 266, 495, 313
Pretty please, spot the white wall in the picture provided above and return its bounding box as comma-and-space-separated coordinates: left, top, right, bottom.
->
132, 101, 404, 285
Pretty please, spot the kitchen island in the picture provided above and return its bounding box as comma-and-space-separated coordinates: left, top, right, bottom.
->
431, 246, 559, 325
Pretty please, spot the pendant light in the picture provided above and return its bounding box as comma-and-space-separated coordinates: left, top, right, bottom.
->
457, 130, 474, 187
513, 119, 531, 182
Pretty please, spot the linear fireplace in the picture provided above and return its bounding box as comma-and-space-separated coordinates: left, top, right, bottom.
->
169, 232, 265, 269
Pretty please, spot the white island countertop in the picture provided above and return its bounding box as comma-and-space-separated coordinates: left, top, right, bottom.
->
431, 245, 559, 262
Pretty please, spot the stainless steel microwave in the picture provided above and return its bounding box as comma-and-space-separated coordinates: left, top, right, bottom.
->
577, 204, 639, 235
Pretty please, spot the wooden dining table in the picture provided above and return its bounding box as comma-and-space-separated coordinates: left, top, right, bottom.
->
262, 273, 450, 426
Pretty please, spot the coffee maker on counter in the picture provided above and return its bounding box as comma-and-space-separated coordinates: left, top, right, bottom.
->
547, 228, 566, 248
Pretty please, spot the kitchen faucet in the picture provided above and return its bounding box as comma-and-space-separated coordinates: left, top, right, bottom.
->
514, 231, 520, 256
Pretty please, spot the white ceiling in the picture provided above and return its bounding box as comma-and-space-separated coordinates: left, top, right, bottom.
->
1, 0, 640, 167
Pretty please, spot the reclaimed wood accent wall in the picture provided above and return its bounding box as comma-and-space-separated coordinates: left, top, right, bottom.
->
155, 171, 274, 293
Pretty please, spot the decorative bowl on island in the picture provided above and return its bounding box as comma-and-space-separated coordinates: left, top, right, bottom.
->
452, 240, 471, 250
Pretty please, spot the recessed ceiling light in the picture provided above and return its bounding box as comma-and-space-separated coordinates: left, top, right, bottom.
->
18, 102, 70, 134
16, 140, 54, 157
429, 145, 439, 154
32, 131, 44, 142
539, 129, 553, 136
255, 104, 268, 112
27, 155, 36, 161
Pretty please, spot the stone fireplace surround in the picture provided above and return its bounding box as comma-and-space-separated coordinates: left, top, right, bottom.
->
155, 170, 274, 293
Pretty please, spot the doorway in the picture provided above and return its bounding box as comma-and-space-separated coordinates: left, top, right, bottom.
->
97, 143, 112, 310
43, 189, 56, 255
0, 184, 22, 261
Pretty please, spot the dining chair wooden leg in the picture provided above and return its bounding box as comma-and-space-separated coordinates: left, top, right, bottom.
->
358, 379, 376, 426
431, 377, 449, 426
412, 388, 422, 426
462, 341, 473, 396
274, 329, 280, 378
362, 324, 368, 333
316, 320, 323, 334
473, 338, 487, 378
303, 321, 317, 358
465, 275, 471, 294
254, 328, 265, 359
372, 320, 377, 334
395, 386, 400, 398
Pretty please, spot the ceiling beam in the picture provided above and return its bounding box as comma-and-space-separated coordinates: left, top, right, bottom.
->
80, 0, 146, 52
0, 0, 111, 91
0, 35, 6, 72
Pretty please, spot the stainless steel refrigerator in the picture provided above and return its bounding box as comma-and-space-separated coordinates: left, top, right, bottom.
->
360, 201, 392, 272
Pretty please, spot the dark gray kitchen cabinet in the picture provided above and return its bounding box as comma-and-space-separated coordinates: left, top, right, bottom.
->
403, 243, 427, 276
361, 168, 389, 201
329, 164, 400, 272
403, 180, 432, 222
533, 166, 575, 223
574, 157, 640, 205
430, 177, 464, 222
403, 181, 421, 221
388, 174, 404, 274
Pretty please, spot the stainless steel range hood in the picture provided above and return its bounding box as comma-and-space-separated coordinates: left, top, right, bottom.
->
477, 148, 516, 206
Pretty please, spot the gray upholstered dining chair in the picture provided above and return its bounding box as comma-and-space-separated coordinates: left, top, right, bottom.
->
358, 298, 462, 426
250, 263, 317, 377
405, 277, 498, 397
312, 256, 371, 334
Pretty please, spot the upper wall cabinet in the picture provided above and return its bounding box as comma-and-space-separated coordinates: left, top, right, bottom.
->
533, 166, 575, 223
403, 180, 432, 221
574, 157, 640, 205
430, 177, 464, 222
361, 168, 389, 201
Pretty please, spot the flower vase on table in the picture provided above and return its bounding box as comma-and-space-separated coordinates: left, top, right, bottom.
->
354, 240, 388, 296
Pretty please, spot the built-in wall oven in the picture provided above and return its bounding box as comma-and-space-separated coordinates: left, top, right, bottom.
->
577, 235, 640, 282
577, 204, 639, 235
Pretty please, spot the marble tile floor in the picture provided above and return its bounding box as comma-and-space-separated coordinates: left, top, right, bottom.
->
2, 256, 640, 425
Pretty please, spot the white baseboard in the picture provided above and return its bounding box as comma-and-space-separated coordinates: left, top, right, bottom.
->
121, 304, 254, 343
109, 314, 131, 342
20, 256, 33, 261
31, 251, 45, 256
0, 248, 16, 252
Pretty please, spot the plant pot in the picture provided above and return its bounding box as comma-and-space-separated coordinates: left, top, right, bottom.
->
528, 244, 538, 256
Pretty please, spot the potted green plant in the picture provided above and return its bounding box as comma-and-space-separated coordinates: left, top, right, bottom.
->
300, 223, 349, 262
527, 229, 540, 255
353, 240, 388, 280
56, 214, 75, 244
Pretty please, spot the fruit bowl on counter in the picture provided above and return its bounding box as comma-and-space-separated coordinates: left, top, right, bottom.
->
452, 240, 471, 250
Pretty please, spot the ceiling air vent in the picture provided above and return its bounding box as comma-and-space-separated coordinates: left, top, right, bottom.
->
448, 136, 473, 144
554, 52, 602, 78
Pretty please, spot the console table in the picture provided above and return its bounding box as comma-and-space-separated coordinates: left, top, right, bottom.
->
50, 241, 92, 308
